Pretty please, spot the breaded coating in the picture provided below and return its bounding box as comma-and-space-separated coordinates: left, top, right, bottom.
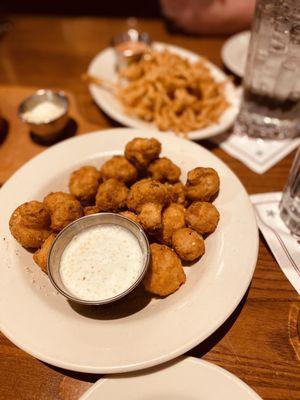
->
33, 233, 56, 273
161, 203, 185, 245
143, 243, 186, 296
185, 201, 219, 235
69, 166, 101, 202
96, 178, 128, 212
165, 182, 186, 206
138, 202, 162, 234
101, 156, 138, 185
119, 211, 140, 225
124, 137, 161, 169
9, 201, 52, 249
185, 167, 220, 202
172, 228, 205, 261
127, 179, 168, 213
44, 192, 83, 232
83, 205, 100, 216
148, 157, 181, 183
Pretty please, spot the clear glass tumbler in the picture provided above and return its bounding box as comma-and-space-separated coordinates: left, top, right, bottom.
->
279, 146, 300, 237
234, 0, 300, 139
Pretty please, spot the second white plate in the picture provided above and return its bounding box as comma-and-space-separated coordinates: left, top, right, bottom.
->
88, 42, 240, 141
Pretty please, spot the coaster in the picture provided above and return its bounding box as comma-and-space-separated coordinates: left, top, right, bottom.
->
212, 132, 300, 174
251, 192, 300, 294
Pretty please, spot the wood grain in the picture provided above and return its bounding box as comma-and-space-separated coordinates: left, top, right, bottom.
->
0, 15, 299, 400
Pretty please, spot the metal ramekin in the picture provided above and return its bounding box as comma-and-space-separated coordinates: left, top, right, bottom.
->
18, 89, 69, 139
47, 213, 150, 306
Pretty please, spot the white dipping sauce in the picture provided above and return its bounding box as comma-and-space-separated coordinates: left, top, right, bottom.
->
23, 101, 65, 124
60, 224, 143, 301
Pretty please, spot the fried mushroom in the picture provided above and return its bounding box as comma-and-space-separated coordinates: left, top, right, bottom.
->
172, 228, 205, 261
165, 182, 186, 206
148, 157, 181, 183
138, 202, 162, 234
143, 243, 186, 296
9, 201, 52, 249
161, 203, 185, 245
101, 156, 137, 185
83, 205, 100, 216
185, 201, 219, 235
96, 178, 128, 212
185, 167, 220, 202
33, 233, 56, 273
124, 137, 161, 169
127, 179, 168, 213
69, 166, 101, 202
44, 192, 83, 232
119, 211, 140, 224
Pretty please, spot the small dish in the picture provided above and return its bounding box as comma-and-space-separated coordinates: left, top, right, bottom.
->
112, 28, 151, 69
47, 212, 150, 305
18, 89, 69, 139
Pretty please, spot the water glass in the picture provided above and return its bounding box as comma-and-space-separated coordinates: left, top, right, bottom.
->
279, 146, 300, 237
235, 0, 300, 139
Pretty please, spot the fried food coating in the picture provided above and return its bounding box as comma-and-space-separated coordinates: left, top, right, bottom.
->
185, 201, 219, 234
127, 179, 168, 213
138, 202, 162, 234
161, 203, 185, 245
124, 137, 161, 169
69, 166, 101, 202
165, 182, 186, 206
185, 167, 220, 202
44, 192, 83, 232
96, 178, 129, 212
148, 157, 181, 183
143, 243, 186, 296
119, 211, 140, 224
172, 228, 205, 261
83, 205, 100, 216
101, 156, 138, 185
9, 201, 52, 249
33, 233, 56, 273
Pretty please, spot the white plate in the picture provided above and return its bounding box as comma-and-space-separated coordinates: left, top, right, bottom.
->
221, 31, 251, 78
80, 357, 262, 400
0, 128, 258, 373
88, 42, 240, 140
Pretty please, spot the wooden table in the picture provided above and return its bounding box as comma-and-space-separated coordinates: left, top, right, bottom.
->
0, 15, 299, 400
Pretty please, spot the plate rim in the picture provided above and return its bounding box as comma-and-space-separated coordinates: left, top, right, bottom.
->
221, 30, 251, 78
0, 128, 259, 373
87, 41, 240, 141
79, 356, 263, 400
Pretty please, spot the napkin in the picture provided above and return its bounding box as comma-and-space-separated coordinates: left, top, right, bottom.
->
251, 192, 300, 294
212, 132, 300, 174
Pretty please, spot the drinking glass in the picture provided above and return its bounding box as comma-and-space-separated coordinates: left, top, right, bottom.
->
234, 0, 300, 139
279, 146, 300, 237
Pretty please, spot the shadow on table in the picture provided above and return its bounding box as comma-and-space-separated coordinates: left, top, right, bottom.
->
30, 118, 78, 146
0, 117, 9, 145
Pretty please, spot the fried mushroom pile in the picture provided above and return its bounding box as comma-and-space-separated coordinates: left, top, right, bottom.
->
9, 136, 220, 298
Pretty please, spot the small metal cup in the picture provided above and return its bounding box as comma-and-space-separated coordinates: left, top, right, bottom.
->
18, 89, 69, 140
112, 28, 151, 70
47, 213, 150, 305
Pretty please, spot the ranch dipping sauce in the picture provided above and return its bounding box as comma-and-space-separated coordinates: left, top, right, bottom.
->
60, 224, 143, 301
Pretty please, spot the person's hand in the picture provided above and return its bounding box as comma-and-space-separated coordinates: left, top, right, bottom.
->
161, 0, 256, 35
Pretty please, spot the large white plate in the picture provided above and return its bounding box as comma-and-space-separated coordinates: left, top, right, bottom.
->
80, 357, 262, 400
221, 31, 251, 78
88, 42, 240, 141
0, 128, 258, 373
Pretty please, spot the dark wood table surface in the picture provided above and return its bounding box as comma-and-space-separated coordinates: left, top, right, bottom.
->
0, 15, 299, 400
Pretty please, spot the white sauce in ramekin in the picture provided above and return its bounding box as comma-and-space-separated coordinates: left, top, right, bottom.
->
60, 224, 143, 301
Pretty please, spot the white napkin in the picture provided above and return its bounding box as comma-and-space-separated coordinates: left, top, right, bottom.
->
251, 192, 300, 294
212, 132, 300, 174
